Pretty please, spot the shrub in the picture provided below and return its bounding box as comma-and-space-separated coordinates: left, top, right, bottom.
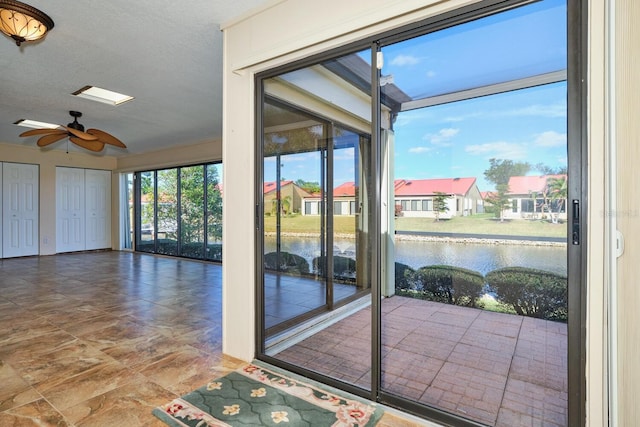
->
395, 262, 414, 290
181, 242, 205, 258
206, 243, 223, 261
312, 255, 356, 282
264, 251, 309, 275
411, 265, 484, 307
485, 267, 567, 321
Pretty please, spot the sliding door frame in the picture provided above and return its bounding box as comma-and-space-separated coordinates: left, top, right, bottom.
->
255, 0, 587, 424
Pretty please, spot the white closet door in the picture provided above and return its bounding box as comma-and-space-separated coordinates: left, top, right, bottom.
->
85, 169, 111, 250
2, 163, 39, 258
56, 167, 85, 253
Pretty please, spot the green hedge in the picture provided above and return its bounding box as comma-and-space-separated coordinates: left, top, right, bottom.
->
410, 265, 484, 307
137, 240, 222, 261
395, 262, 414, 290
264, 251, 309, 275
485, 267, 567, 321
312, 255, 356, 283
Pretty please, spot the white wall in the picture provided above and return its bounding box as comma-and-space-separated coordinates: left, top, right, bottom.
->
613, 0, 640, 424
222, 1, 609, 425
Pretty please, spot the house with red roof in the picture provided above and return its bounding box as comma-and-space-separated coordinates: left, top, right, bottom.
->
502, 174, 568, 220
301, 181, 360, 216
301, 177, 482, 218
394, 177, 482, 219
263, 180, 312, 215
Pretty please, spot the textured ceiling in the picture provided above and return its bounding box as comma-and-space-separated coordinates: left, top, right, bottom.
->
0, 0, 269, 156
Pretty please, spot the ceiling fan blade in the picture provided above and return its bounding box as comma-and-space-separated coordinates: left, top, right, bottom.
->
37, 133, 68, 147
70, 137, 105, 152
87, 128, 127, 148
20, 128, 65, 137
64, 126, 99, 141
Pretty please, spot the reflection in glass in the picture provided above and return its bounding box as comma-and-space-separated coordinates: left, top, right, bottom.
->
261, 49, 373, 391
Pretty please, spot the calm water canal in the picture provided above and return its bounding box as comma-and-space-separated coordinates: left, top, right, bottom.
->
265, 235, 567, 276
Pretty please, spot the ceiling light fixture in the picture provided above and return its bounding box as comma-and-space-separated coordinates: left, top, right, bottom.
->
0, 0, 54, 46
14, 119, 60, 129
72, 86, 134, 106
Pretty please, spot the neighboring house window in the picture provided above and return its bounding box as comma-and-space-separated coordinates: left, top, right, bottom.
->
411, 200, 419, 211
334, 201, 342, 215
401, 200, 410, 211
521, 199, 534, 213
422, 199, 433, 211
456, 198, 460, 212
305, 201, 312, 215
512, 199, 518, 213
350, 201, 356, 214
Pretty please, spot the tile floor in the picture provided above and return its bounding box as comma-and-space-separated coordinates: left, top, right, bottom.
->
0, 252, 424, 426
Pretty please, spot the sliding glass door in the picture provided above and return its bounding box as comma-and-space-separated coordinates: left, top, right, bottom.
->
257, 0, 582, 425
378, 2, 571, 424
260, 50, 374, 387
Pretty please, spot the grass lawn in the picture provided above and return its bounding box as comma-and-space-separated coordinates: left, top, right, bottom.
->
395, 213, 567, 238
263, 214, 356, 234
264, 213, 567, 238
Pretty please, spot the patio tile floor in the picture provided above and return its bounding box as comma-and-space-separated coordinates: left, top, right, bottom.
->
274, 296, 568, 427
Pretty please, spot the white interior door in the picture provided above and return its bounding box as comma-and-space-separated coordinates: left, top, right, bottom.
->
2, 162, 39, 258
56, 167, 85, 253
85, 169, 111, 250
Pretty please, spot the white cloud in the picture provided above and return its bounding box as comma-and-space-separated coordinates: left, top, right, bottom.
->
503, 103, 566, 118
465, 141, 528, 159
424, 127, 459, 146
409, 146, 432, 154
390, 54, 420, 66
333, 147, 355, 160
426, 70, 437, 78
533, 130, 566, 147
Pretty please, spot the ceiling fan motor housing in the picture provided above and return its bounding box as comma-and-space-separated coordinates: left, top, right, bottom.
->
67, 111, 85, 132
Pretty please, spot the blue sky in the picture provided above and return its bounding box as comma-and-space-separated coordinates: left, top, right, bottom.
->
265, 0, 567, 193
392, 82, 567, 191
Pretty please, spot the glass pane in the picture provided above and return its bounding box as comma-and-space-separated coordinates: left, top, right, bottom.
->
261, 49, 373, 391
387, 0, 566, 100
206, 163, 223, 262
137, 171, 155, 253
180, 165, 205, 258
332, 127, 370, 305
262, 98, 326, 331
380, 1, 568, 425
157, 169, 178, 256
124, 173, 134, 249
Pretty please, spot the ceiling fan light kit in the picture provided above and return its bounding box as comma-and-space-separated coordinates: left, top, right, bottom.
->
0, 0, 54, 46
19, 111, 127, 153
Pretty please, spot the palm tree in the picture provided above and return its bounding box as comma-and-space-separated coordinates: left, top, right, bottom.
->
546, 176, 568, 222
281, 195, 292, 215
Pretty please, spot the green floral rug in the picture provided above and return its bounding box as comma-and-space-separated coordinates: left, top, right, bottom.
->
152, 361, 383, 426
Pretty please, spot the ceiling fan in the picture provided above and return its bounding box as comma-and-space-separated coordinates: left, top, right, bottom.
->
19, 111, 126, 152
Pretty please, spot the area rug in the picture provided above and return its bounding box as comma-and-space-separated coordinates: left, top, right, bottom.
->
152, 361, 383, 426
